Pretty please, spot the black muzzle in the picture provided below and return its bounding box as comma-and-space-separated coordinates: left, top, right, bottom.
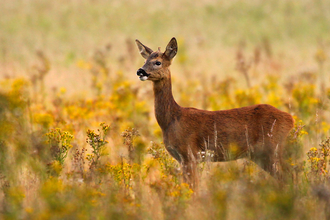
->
137, 68, 149, 77
137, 68, 150, 81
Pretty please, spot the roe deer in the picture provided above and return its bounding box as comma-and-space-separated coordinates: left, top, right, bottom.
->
135, 37, 294, 188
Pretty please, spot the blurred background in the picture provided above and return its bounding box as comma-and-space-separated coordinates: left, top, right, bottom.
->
1, 0, 329, 86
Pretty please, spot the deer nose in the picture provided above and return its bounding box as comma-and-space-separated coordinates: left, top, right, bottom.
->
137, 68, 147, 76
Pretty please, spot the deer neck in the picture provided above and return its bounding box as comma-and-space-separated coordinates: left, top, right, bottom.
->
153, 70, 181, 130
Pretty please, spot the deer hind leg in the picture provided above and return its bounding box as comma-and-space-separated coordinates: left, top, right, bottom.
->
251, 141, 286, 180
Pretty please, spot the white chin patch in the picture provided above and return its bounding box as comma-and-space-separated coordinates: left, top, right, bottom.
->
140, 76, 148, 81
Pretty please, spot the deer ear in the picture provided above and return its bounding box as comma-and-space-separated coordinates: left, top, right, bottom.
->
164, 37, 178, 60
135, 39, 153, 59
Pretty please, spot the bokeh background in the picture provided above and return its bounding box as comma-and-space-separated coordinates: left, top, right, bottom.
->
2, 0, 330, 86
0, 0, 330, 219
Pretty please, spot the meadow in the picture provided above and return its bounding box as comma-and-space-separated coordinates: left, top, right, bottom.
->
0, 0, 330, 219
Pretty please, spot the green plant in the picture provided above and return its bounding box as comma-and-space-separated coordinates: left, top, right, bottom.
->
86, 122, 110, 170
45, 128, 73, 175
147, 141, 181, 180
305, 137, 330, 183
121, 127, 141, 164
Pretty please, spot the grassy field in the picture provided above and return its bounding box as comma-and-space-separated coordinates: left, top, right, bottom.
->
0, 0, 330, 219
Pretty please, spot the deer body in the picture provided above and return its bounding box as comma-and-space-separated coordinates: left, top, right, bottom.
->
136, 38, 294, 186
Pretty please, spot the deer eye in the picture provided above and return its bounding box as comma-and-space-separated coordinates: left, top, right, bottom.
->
155, 61, 161, 66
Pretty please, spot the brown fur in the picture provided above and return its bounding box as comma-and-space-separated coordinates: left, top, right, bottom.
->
136, 38, 294, 187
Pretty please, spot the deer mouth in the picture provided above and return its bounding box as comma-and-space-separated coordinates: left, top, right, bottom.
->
137, 68, 150, 81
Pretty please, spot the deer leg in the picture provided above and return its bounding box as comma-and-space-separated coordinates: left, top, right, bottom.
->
182, 156, 199, 190
255, 154, 278, 177
252, 142, 288, 181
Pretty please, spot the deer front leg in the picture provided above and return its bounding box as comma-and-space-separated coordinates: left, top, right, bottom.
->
164, 144, 198, 188
182, 159, 198, 190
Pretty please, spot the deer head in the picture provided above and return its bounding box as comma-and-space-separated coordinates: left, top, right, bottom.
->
136, 37, 178, 81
